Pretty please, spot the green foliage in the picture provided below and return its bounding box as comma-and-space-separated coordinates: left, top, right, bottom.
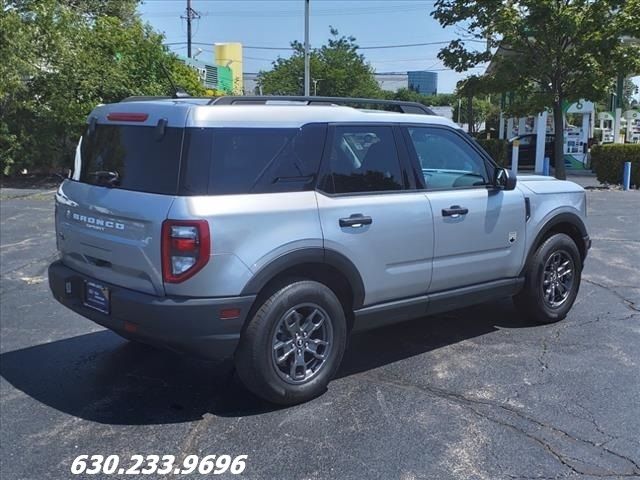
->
452, 97, 500, 133
258, 28, 381, 98
390, 88, 455, 107
476, 138, 509, 167
431, 0, 640, 180
1, 0, 205, 175
591, 144, 640, 187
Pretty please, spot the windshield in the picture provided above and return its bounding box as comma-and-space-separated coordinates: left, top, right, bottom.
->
78, 125, 183, 195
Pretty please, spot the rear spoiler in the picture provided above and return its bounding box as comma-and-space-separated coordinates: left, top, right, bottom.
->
120, 95, 435, 115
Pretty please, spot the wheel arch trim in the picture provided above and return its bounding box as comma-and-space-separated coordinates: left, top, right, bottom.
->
522, 212, 588, 275
240, 248, 366, 309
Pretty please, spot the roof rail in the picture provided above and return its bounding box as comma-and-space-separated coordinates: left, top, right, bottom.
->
209, 96, 435, 115
119, 95, 206, 103
120, 96, 173, 102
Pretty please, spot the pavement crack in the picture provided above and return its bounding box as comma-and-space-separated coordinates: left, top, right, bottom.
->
583, 279, 640, 312
571, 401, 616, 445
362, 373, 640, 477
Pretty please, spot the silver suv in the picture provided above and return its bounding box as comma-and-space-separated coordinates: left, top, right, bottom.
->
49, 96, 590, 405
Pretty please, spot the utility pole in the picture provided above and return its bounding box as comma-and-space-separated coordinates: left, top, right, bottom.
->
183, 0, 201, 58
304, 0, 310, 96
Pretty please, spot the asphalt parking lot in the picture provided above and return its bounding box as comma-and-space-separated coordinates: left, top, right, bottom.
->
1, 181, 639, 480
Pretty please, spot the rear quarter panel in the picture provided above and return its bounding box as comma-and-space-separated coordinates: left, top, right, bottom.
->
165, 191, 322, 297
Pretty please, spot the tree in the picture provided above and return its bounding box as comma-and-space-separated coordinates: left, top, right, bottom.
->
258, 28, 382, 98
452, 97, 500, 134
432, 0, 640, 179
390, 88, 456, 107
1, 0, 205, 175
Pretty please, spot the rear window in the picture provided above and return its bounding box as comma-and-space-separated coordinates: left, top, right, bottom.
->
180, 124, 327, 195
79, 125, 183, 195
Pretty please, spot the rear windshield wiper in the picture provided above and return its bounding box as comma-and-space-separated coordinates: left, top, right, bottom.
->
88, 170, 121, 187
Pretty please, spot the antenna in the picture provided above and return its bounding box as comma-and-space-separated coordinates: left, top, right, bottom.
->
159, 62, 190, 99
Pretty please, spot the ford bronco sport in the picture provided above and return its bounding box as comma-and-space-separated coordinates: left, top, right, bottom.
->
49, 96, 590, 405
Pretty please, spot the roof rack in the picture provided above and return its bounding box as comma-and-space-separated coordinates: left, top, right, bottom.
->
120, 96, 173, 102
120, 95, 216, 103
209, 96, 435, 115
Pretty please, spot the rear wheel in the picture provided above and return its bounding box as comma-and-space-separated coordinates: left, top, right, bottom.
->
514, 233, 582, 324
235, 280, 347, 405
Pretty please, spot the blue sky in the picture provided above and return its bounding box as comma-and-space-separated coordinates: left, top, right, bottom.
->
137, 0, 485, 93
138, 0, 640, 99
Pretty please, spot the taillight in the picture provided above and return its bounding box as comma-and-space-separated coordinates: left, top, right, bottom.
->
161, 220, 210, 283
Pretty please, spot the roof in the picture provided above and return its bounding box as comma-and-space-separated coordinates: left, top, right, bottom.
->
187, 105, 460, 128
91, 101, 460, 130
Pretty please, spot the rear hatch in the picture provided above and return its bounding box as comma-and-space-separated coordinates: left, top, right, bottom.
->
55, 102, 190, 296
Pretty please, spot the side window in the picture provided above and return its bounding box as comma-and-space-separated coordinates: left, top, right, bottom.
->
180, 124, 327, 195
322, 125, 404, 194
407, 127, 489, 189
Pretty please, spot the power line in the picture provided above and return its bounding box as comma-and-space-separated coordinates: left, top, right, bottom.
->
145, 2, 437, 17
163, 39, 483, 51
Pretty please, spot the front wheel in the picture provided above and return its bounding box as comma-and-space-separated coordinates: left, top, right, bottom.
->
514, 233, 582, 324
235, 280, 347, 405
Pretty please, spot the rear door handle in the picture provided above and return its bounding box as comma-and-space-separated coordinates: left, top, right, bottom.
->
339, 214, 373, 228
442, 205, 469, 217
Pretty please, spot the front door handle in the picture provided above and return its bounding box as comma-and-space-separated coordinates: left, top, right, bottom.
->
442, 205, 469, 217
339, 214, 373, 228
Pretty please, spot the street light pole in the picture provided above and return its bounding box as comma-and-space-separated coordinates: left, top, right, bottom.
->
304, 0, 310, 96
312, 78, 322, 96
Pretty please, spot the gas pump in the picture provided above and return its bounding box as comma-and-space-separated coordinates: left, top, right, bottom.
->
598, 112, 615, 143
624, 110, 640, 143
562, 100, 594, 168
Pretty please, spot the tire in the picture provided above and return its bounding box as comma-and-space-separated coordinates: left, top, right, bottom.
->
235, 280, 347, 405
514, 233, 582, 324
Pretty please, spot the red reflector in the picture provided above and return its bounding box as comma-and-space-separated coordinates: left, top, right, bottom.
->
220, 308, 241, 320
124, 321, 138, 333
107, 112, 149, 122
172, 238, 197, 251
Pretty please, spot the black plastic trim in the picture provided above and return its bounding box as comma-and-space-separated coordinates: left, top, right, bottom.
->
240, 248, 366, 309
522, 213, 589, 273
48, 261, 255, 360
352, 277, 524, 333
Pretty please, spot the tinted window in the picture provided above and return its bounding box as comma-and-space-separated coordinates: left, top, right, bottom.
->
322, 126, 403, 194
181, 124, 327, 195
79, 125, 183, 194
407, 127, 489, 189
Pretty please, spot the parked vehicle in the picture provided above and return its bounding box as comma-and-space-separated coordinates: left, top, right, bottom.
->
49, 96, 590, 405
508, 134, 555, 169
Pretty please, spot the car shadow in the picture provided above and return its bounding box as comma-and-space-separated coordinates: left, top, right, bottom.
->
0, 298, 535, 425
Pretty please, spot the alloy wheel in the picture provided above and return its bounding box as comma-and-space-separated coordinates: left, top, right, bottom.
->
271, 303, 333, 385
541, 250, 575, 308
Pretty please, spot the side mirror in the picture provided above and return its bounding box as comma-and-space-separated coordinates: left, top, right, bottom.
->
495, 168, 517, 191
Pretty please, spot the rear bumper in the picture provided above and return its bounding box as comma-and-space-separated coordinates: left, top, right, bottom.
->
48, 260, 255, 360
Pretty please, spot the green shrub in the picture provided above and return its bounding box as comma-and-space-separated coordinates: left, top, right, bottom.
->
591, 144, 640, 188
476, 138, 509, 166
